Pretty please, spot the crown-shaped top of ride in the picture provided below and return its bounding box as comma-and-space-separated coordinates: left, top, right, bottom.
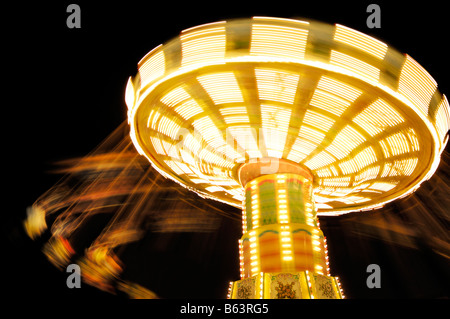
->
126, 17, 449, 216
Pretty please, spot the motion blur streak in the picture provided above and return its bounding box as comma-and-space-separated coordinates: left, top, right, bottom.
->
25, 120, 450, 298
321, 148, 450, 297
25, 121, 239, 298
349, 151, 450, 259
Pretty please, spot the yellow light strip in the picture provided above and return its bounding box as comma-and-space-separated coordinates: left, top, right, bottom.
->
253, 16, 309, 25
304, 150, 336, 170
316, 75, 362, 102
261, 104, 291, 158
181, 21, 226, 34
174, 99, 204, 121
242, 202, 247, 233
182, 133, 202, 154
277, 185, 289, 224
227, 281, 233, 298
138, 45, 165, 89
260, 104, 292, 130
149, 110, 160, 130
312, 236, 321, 253
315, 203, 333, 210
287, 137, 319, 163
255, 68, 300, 104
303, 110, 335, 132
353, 146, 377, 170
405, 128, 420, 152
325, 125, 365, 160
299, 126, 325, 145
220, 106, 250, 125
218, 143, 244, 162
353, 98, 404, 136
150, 137, 165, 156
322, 177, 351, 187
280, 225, 293, 262
189, 178, 210, 184
161, 139, 180, 158
310, 89, 350, 117
335, 276, 345, 298
435, 95, 450, 142
342, 195, 370, 204
381, 162, 396, 178
249, 230, 259, 275
180, 26, 226, 68
262, 129, 285, 158
259, 272, 264, 299
314, 264, 324, 275
355, 165, 380, 183
223, 115, 250, 125
205, 185, 225, 193
164, 160, 191, 176
383, 132, 411, 157
305, 202, 315, 227
334, 24, 388, 60
192, 116, 225, 150
315, 167, 333, 178
327, 188, 353, 197
330, 50, 380, 83
338, 158, 359, 175
199, 148, 234, 169
323, 236, 330, 275
160, 86, 191, 107
392, 158, 418, 176
197, 72, 244, 105
369, 181, 398, 192
251, 185, 260, 229
227, 126, 262, 158
251, 23, 309, 60
305, 270, 314, 299
330, 165, 339, 176
157, 116, 180, 140
125, 77, 135, 109
219, 106, 248, 116
398, 55, 437, 116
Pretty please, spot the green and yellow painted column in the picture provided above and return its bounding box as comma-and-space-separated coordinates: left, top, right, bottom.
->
228, 159, 344, 299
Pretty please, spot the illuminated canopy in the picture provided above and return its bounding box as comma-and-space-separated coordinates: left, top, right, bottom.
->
126, 17, 449, 216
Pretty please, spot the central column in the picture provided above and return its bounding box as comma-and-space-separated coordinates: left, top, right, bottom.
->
227, 158, 343, 299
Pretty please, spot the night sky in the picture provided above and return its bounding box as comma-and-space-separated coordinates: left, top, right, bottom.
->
4, 0, 449, 311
